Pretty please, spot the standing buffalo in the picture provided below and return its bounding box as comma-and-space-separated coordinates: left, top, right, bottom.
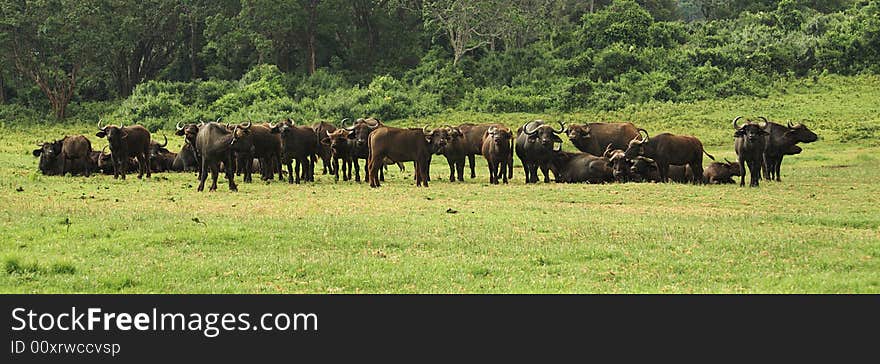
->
481, 126, 513, 184
235, 123, 282, 182
733, 116, 769, 187
367, 126, 451, 188
549, 151, 614, 184
436, 126, 467, 182
195, 122, 253, 192
515, 120, 564, 183
457, 123, 513, 180
95, 121, 152, 179
270, 119, 317, 184
344, 118, 404, 182
762, 119, 818, 181
566, 122, 640, 157
624, 129, 714, 183
323, 128, 356, 182
312, 121, 338, 175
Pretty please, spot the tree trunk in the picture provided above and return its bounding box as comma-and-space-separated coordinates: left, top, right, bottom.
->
305, 0, 320, 75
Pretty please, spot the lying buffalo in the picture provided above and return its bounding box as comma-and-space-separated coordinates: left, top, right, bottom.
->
603, 144, 634, 182
566, 122, 640, 157
96, 121, 152, 179
624, 129, 714, 183
703, 160, 743, 184
549, 151, 614, 184
32, 135, 93, 176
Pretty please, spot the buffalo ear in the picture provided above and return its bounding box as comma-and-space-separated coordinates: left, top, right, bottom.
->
96, 131, 107, 138
320, 137, 331, 146
32, 149, 42, 157
174, 129, 185, 136
121, 131, 129, 140
424, 135, 433, 143
347, 131, 356, 139
269, 126, 280, 134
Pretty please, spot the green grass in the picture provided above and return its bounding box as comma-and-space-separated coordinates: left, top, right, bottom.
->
0, 75, 878, 293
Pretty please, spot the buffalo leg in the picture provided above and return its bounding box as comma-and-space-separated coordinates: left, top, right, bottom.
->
468, 154, 476, 178
540, 164, 550, 183
353, 158, 361, 182
119, 157, 127, 180
748, 159, 761, 187
226, 155, 238, 191
209, 164, 219, 192
447, 158, 456, 182
294, 159, 301, 184
658, 163, 669, 183
501, 159, 508, 184
286, 161, 295, 184
456, 157, 465, 182
774, 156, 783, 181
332, 155, 340, 182
144, 152, 151, 179
368, 155, 381, 188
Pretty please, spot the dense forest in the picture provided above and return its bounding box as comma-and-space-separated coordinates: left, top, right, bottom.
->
0, 0, 877, 129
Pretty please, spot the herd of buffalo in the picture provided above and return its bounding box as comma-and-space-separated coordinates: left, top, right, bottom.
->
31, 116, 818, 190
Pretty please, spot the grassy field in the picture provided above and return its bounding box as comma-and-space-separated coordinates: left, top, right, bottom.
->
0, 75, 878, 293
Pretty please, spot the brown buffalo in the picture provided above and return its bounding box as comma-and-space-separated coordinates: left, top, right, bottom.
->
270, 119, 317, 184
367, 126, 452, 187
323, 128, 356, 182
33, 135, 92, 176
624, 129, 714, 183
312, 121, 338, 175
481, 126, 513, 184
703, 159, 743, 184
457, 123, 513, 180
566, 122, 640, 157
733, 116, 769, 187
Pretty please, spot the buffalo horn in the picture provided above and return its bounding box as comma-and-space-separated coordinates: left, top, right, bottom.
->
732, 116, 744, 130
175, 121, 184, 131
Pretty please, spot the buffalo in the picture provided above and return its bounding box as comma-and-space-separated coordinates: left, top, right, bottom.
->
762, 120, 818, 181
457, 123, 513, 180
733, 116, 769, 187
32, 135, 93, 176
481, 126, 513, 184
235, 123, 282, 182
323, 128, 356, 182
624, 129, 714, 183
703, 159, 743, 184
367, 126, 452, 188
566, 122, 640, 157
270, 119, 318, 184
95, 121, 152, 179
195, 121, 253, 192
515, 120, 565, 183
602, 144, 634, 183
549, 151, 614, 184
312, 121, 338, 175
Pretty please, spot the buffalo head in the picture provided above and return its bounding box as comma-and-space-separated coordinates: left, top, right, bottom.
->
623, 128, 650, 159
95, 120, 127, 147
33, 140, 63, 173
486, 126, 512, 144
733, 116, 768, 143
346, 117, 381, 149
782, 121, 818, 143
523, 120, 564, 151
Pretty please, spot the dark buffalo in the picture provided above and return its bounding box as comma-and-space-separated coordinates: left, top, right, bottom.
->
312, 121, 338, 175
602, 144, 634, 182
704, 159, 743, 184
235, 123, 282, 182
194, 121, 253, 192
96, 121, 152, 179
733, 116, 769, 187
270, 119, 317, 184
323, 128, 356, 182
172, 143, 199, 172
437, 126, 467, 182
32, 135, 94, 176
623, 129, 714, 183
515, 120, 565, 183
629, 157, 697, 183
148, 135, 173, 172
481, 126, 513, 184
549, 151, 614, 184
367, 126, 451, 188
762, 120, 818, 181
566, 122, 640, 157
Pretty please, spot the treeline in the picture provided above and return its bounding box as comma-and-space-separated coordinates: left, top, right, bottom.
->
0, 0, 877, 127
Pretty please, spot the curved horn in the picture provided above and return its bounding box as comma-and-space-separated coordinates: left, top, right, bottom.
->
603, 143, 614, 158
340, 118, 351, 127
553, 120, 565, 134
423, 125, 433, 135
215, 117, 222, 123
326, 130, 333, 137
101, 145, 108, 154
267, 121, 276, 129
97, 118, 105, 130
758, 116, 769, 128
787, 121, 793, 128
118, 122, 125, 129
176, 121, 184, 131
732, 116, 744, 130
241, 121, 252, 129
488, 126, 497, 134
523, 121, 540, 136
365, 118, 379, 126
637, 128, 650, 142
724, 158, 732, 165
158, 134, 168, 148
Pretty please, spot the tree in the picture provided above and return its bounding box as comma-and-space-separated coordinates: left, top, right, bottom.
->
100, 0, 182, 97
422, 0, 508, 65
0, 0, 99, 119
